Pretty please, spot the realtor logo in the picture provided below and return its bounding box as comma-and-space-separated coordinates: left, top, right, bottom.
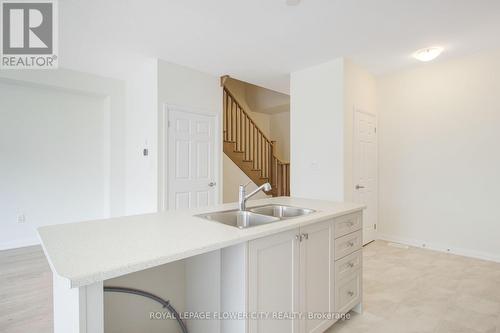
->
1, 0, 58, 69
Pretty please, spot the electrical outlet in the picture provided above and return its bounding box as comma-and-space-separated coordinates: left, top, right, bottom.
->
17, 214, 26, 223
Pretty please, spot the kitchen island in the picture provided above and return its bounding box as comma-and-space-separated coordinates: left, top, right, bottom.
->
38, 197, 364, 333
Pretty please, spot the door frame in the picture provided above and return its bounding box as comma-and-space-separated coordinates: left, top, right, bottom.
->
352, 109, 378, 244
158, 104, 222, 211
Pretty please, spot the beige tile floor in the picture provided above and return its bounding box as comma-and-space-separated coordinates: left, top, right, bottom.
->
327, 241, 500, 333
1, 241, 499, 332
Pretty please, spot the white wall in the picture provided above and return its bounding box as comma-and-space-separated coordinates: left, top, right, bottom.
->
269, 111, 290, 161
343, 60, 377, 201
223, 155, 269, 203
290, 59, 376, 203
157, 59, 223, 208
0, 70, 126, 250
124, 58, 159, 215
290, 59, 345, 201
378, 50, 500, 261
104, 60, 223, 333
0, 82, 107, 249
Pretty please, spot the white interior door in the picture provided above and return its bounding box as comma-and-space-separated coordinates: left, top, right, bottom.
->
167, 108, 216, 209
353, 110, 378, 245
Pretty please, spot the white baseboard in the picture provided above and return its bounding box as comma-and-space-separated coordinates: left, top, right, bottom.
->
377, 233, 500, 264
0, 237, 40, 251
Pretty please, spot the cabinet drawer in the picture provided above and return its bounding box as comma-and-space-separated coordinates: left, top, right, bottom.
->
334, 212, 362, 239
335, 271, 361, 314
334, 230, 362, 260
335, 249, 362, 281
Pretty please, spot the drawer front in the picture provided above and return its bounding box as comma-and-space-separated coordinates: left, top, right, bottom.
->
335, 249, 362, 281
334, 212, 362, 239
335, 271, 361, 314
334, 230, 362, 260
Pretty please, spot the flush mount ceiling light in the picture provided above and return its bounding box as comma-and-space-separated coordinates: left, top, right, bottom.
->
286, 0, 301, 6
413, 47, 444, 62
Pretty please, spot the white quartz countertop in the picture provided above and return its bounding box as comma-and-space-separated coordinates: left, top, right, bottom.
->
38, 197, 364, 288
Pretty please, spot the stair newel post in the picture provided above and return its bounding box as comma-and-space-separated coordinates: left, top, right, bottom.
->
288, 164, 290, 195
237, 104, 240, 149
279, 162, 282, 196
223, 90, 226, 141
286, 164, 290, 196
252, 124, 256, 169
229, 97, 231, 142
270, 141, 276, 193
258, 132, 261, 175
266, 141, 269, 179
262, 139, 265, 178
241, 109, 244, 153
245, 115, 248, 160
263, 140, 267, 179
262, 136, 265, 177
258, 132, 261, 174
230, 99, 234, 142
224, 90, 228, 141
246, 116, 249, 160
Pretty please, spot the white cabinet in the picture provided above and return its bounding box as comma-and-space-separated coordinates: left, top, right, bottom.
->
226, 211, 363, 333
333, 213, 363, 316
248, 220, 336, 333
299, 220, 334, 333
248, 228, 300, 333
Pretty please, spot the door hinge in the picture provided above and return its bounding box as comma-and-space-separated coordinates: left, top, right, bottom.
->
374, 127, 377, 133
167, 120, 171, 127
374, 224, 377, 230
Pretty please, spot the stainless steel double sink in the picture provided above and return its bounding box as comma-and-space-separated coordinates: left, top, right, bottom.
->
196, 204, 316, 229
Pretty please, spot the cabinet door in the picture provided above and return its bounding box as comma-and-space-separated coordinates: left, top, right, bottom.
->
248, 228, 300, 333
299, 220, 334, 333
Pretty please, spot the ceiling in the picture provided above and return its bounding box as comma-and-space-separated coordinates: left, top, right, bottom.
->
59, 0, 500, 93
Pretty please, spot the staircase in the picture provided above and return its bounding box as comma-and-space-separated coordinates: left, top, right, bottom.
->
223, 87, 290, 197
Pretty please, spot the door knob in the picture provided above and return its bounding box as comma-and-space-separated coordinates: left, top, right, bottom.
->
208, 182, 216, 187
355, 185, 365, 190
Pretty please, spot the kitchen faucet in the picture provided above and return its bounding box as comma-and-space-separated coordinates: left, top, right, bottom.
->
238, 182, 272, 211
